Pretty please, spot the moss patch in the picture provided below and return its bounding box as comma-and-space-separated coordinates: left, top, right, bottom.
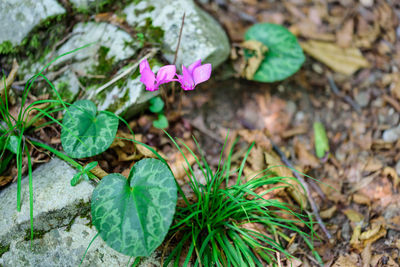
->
0, 244, 10, 257
23, 229, 47, 241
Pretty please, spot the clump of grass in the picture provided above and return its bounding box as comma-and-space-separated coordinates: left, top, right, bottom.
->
164, 135, 320, 266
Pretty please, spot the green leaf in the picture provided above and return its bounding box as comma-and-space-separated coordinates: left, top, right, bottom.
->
313, 122, 329, 158
70, 173, 82, 186
61, 100, 118, 158
149, 97, 164, 113
6, 135, 19, 154
84, 161, 98, 171
152, 114, 168, 129
244, 23, 305, 82
91, 158, 177, 257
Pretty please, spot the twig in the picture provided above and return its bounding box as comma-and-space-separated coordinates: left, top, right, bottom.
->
172, 13, 185, 111
328, 75, 361, 114
90, 49, 158, 97
173, 13, 185, 66
271, 141, 332, 240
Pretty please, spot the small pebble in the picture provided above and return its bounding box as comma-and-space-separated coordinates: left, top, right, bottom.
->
360, 0, 374, 7
355, 91, 370, 108
382, 125, 400, 143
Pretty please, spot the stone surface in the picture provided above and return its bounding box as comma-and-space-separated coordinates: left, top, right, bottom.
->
123, 0, 230, 68
69, 0, 109, 11
0, 158, 92, 247
49, 21, 155, 117
0, 158, 164, 266
0, 217, 163, 267
0, 0, 65, 46
382, 124, 400, 143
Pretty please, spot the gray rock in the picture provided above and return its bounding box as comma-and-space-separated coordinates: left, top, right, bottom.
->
382, 124, 400, 143
0, 158, 92, 247
0, 216, 164, 267
123, 0, 230, 68
0, 0, 65, 46
355, 91, 370, 108
69, 0, 109, 11
50, 21, 156, 116
396, 160, 400, 177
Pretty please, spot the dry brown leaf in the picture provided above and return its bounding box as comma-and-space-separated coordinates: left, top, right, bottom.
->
241, 40, 268, 80
0, 176, 13, 187
343, 209, 364, 223
336, 19, 354, 48
169, 151, 196, 181
332, 254, 359, 267
352, 193, 371, 206
294, 140, 320, 168
265, 151, 307, 208
320, 205, 337, 219
361, 243, 372, 267
89, 165, 109, 179
382, 167, 400, 189
237, 129, 271, 151
301, 40, 370, 75
350, 224, 362, 248
363, 158, 383, 173
0, 59, 18, 103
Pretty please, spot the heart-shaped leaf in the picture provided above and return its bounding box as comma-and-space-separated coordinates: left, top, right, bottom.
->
91, 158, 177, 257
244, 23, 305, 82
61, 100, 118, 158
153, 114, 169, 129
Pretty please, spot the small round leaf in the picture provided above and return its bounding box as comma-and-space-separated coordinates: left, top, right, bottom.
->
61, 100, 118, 158
91, 158, 177, 257
244, 23, 305, 82
149, 97, 165, 113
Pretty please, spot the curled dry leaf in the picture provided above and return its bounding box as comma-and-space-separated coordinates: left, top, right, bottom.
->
0, 59, 19, 103
343, 209, 364, 223
241, 40, 268, 80
264, 151, 307, 208
300, 40, 370, 75
294, 140, 320, 168
320, 205, 337, 219
382, 167, 400, 189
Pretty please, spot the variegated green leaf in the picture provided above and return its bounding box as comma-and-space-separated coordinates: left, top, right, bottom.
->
244, 23, 305, 82
91, 158, 177, 257
61, 100, 118, 158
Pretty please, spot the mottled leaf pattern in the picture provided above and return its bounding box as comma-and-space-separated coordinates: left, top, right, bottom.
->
91, 158, 177, 257
245, 23, 305, 82
61, 100, 118, 158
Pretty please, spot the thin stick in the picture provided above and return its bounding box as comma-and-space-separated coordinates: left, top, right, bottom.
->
172, 13, 185, 108
271, 141, 332, 240
328, 75, 361, 114
173, 13, 185, 66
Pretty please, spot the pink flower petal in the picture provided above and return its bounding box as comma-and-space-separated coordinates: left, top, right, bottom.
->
139, 59, 150, 73
156, 65, 176, 84
193, 63, 212, 86
187, 59, 202, 74
180, 65, 195, 90
140, 67, 157, 91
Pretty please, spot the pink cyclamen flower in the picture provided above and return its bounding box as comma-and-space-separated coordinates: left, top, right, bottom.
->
139, 59, 176, 91
177, 59, 212, 91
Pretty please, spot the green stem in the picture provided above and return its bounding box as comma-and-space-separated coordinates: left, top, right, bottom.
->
30, 140, 98, 182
